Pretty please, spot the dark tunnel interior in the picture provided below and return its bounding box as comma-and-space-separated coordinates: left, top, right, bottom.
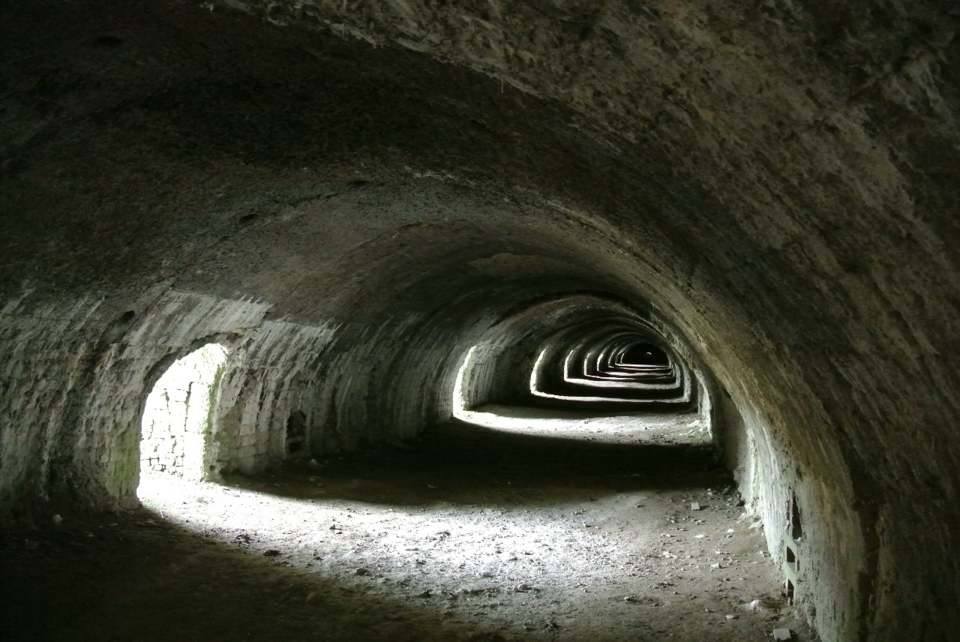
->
1, 1, 960, 641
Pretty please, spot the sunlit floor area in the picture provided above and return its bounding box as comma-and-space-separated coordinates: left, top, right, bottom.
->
455, 405, 711, 446
1, 422, 816, 642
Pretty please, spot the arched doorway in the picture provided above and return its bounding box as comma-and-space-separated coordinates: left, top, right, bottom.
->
138, 343, 229, 486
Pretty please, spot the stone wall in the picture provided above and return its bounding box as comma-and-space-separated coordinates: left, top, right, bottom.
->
0, 288, 329, 510
1, 2, 959, 640
213, 320, 338, 474
139, 343, 228, 479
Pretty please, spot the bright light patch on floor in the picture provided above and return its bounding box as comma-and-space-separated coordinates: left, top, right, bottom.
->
458, 404, 709, 444
137, 475, 595, 570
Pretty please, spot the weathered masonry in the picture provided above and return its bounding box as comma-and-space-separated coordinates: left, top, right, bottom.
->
1, 2, 959, 641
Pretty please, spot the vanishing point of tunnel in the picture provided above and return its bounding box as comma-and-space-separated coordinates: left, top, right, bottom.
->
1, 2, 959, 641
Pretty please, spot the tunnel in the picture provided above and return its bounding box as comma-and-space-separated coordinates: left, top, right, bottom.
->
1, 1, 959, 641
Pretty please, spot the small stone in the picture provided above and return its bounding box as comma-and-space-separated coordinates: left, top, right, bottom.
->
690, 502, 701, 511
355, 567, 371, 576
725, 614, 737, 620
711, 562, 722, 569
772, 628, 793, 641
52, 514, 63, 526
263, 549, 282, 557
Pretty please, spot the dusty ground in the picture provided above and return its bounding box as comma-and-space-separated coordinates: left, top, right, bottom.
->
1, 409, 816, 641
455, 405, 711, 446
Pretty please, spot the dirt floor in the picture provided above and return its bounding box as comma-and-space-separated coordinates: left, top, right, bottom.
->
1, 409, 817, 641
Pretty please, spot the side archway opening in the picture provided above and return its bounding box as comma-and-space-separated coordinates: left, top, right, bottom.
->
137, 343, 229, 494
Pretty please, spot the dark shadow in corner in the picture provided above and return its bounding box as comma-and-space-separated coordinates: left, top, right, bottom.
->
0, 508, 581, 642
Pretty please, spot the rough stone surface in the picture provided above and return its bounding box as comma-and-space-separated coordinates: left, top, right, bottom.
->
1, 1, 959, 641
140, 342, 228, 478
1, 424, 818, 641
